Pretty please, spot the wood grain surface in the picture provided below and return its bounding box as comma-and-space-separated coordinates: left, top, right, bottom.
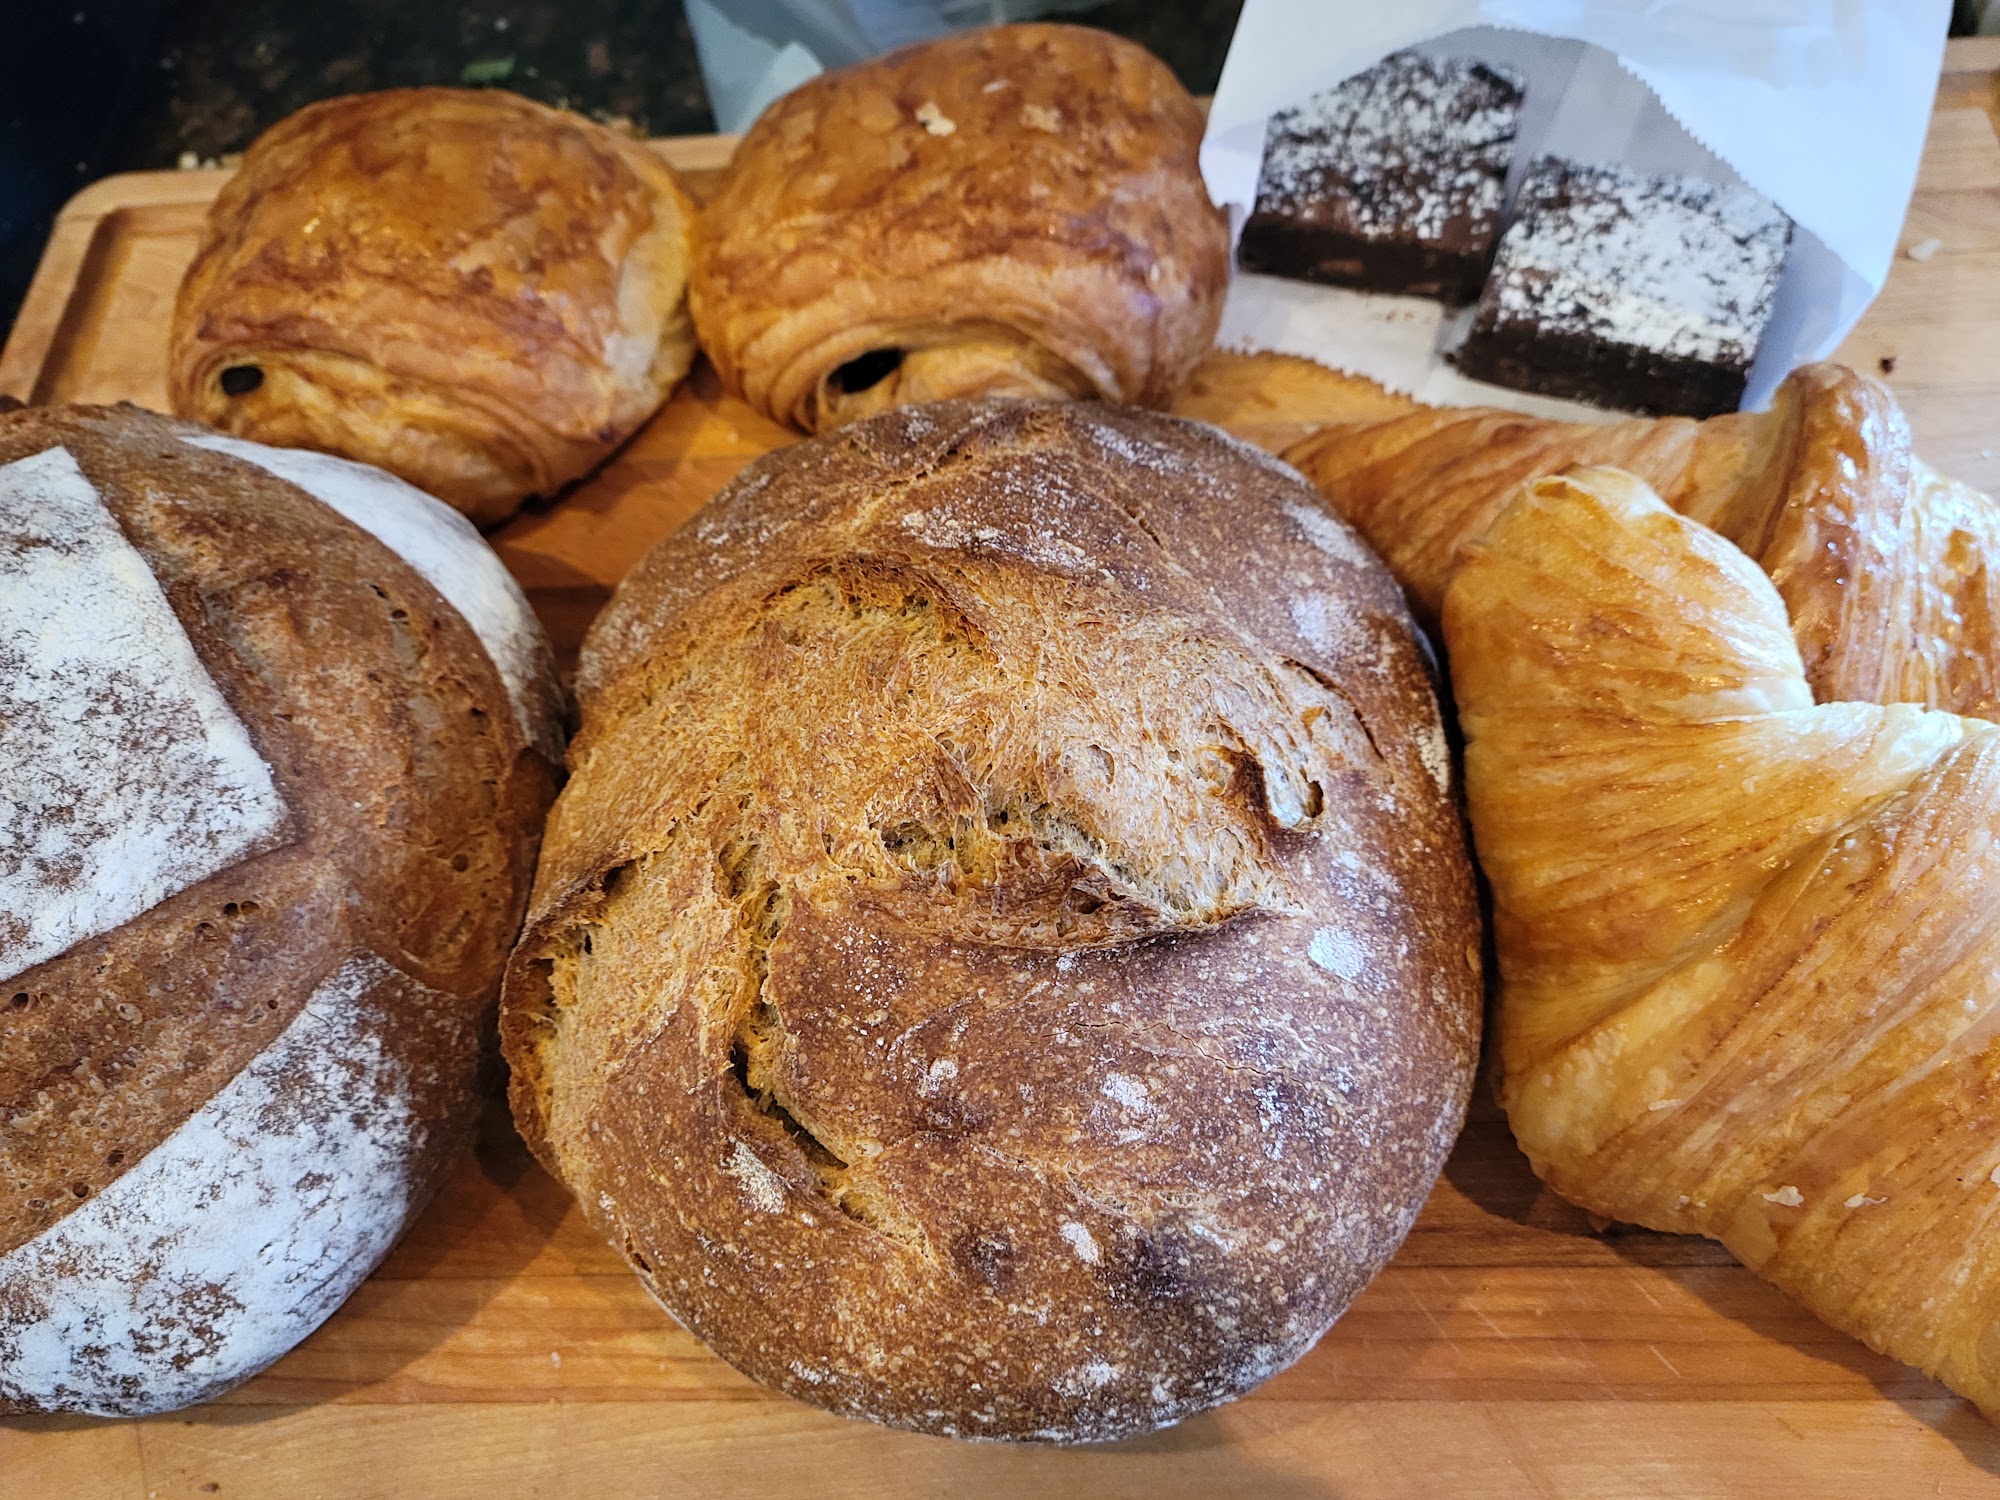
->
6, 40, 2000, 1499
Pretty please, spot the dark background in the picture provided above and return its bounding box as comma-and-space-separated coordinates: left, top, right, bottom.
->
0, 0, 1247, 343
3, 0, 1982, 345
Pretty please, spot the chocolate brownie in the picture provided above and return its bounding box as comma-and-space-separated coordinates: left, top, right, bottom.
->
1239, 51, 1524, 302
1452, 156, 1793, 417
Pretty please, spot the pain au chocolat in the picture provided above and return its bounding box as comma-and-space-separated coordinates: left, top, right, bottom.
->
169, 88, 698, 528
689, 25, 1230, 434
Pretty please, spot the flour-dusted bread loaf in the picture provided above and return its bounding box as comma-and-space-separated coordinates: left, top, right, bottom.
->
502, 400, 1481, 1441
689, 25, 1229, 434
0, 403, 562, 1416
169, 88, 699, 528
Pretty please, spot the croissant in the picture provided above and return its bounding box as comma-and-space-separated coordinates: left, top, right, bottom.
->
688, 24, 1229, 434
1284, 362, 2000, 725
1442, 465, 2000, 1413
170, 88, 699, 527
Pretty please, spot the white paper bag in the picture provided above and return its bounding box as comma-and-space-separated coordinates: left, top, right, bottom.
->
1199, 0, 1951, 414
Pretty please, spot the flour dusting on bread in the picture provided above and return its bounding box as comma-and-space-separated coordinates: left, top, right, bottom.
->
182, 434, 563, 760
0, 446, 286, 985
0, 956, 426, 1415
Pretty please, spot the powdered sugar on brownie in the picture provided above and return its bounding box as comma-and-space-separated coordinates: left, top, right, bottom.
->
0, 955, 427, 1415
1256, 52, 1522, 244
0, 446, 288, 986
1481, 157, 1790, 365
182, 434, 563, 762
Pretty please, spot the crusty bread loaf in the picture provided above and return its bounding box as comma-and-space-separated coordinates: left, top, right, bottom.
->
502, 400, 1481, 1441
0, 403, 561, 1415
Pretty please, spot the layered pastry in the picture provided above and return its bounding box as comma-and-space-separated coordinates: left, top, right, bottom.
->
170, 88, 699, 527
1239, 51, 1525, 302
689, 24, 1230, 433
1446, 465, 2000, 1418
1450, 156, 1792, 417
1282, 359, 2000, 1413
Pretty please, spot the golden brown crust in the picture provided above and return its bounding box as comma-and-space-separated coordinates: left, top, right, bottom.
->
1443, 466, 2000, 1414
689, 25, 1228, 434
1283, 364, 2000, 726
0, 403, 553, 1273
168, 88, 698, 527
500, 400, 1482, 1442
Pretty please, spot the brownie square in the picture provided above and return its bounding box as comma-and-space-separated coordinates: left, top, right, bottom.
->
1452, 156, 1793, 417
1239, 51, 1524, 303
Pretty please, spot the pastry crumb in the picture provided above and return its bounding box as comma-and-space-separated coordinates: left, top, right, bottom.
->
915, 101, 957, 136
1020, 103, 1062, 133
1762, 1185, 1804, 1207
1907, 236, 1943, 261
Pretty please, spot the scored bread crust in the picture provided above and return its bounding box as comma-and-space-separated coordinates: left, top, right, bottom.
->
0, 404, 559, 1414
689, 24, 1229, 434
502, 400, 1480, 1441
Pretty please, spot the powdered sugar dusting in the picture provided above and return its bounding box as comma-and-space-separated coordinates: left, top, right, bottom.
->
0, 955, 423, 1415
0, 446, 287, 986
1256, 52, 1521, 245
182, 435, 562, 761
1476, 157, 1790, 365
724, 1140, 787, 1214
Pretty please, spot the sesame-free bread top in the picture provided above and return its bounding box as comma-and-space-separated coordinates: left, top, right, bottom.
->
503, 400, 1481, 1441
0, 403, 559, 1414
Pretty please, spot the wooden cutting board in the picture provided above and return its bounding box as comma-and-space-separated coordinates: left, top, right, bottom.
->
8, 39, 2000, 1499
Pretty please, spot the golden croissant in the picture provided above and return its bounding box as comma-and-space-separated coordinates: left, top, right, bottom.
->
1286, 363, 2000, 724
1444, 466, 2000, 1412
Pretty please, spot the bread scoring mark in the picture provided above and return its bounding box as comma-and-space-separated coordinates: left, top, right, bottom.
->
179, 435, 563, 761
0, 955, 423, 1415
0, 446, 287, 986
719, 836, 923, 1246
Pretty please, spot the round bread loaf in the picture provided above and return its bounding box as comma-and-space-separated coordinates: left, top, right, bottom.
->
0, 403, 562, 1416
168, 87, 699, 528
502, 400, 1481, 1441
